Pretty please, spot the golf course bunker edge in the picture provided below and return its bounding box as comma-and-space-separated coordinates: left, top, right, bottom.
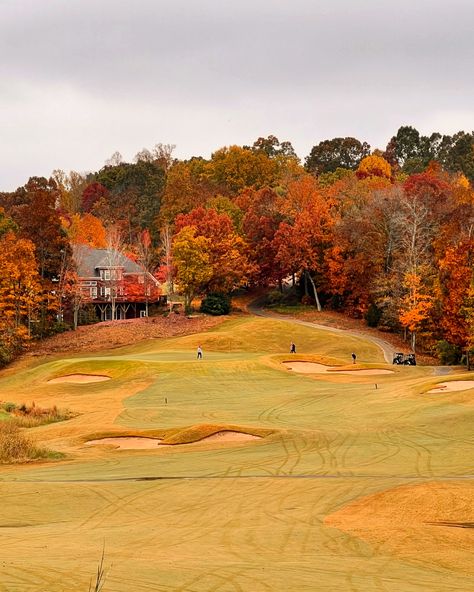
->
85, 430, 262, 450
284, 361, 394, 376
48, 374, 111, 384
428, 380, 474, 394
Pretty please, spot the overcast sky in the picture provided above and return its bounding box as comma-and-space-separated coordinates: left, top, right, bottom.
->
1, 0, 473, 190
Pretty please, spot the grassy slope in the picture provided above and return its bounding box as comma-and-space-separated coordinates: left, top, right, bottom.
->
0, 316, 473, 591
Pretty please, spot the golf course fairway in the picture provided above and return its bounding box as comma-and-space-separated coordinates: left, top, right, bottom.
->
1, 316, 473, 591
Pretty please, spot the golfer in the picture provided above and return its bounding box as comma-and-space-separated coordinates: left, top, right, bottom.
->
351, 352, 356, 364
290, 341, 296, 354
197, 345, 203, 360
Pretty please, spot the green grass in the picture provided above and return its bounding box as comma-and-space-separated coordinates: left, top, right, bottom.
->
0, 316, 472, 591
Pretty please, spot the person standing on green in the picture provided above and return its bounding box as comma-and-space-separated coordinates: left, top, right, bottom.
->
197, 345, 203, 360
351, 352, 356, 364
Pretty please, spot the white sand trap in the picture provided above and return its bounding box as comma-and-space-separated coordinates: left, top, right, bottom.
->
48, 374, 111, 384
284, 362, 393, 376
428, 381, 474, 394
86, 437, 163, 449
86, 431, 260, 450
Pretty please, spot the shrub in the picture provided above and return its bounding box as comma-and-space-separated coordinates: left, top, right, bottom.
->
0, 422, 48, 463
0, 345, 13, 367
436, 340, 462, 365
78, 305, 100, 326
266, 290, 284, 305
200, 293, 231, 316
301, 294, 314, 306
365, 303, 382, 328
2, 402, 17, 413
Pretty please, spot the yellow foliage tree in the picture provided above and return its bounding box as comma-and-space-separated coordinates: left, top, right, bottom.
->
172, 227, 212, 312
207, 145, 278, 192
357, 155, 392, 180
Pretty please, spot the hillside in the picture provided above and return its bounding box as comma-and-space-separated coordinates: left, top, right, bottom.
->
25, 314, 226, 357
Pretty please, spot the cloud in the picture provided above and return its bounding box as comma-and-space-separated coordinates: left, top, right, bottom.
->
1, 0, 473, 189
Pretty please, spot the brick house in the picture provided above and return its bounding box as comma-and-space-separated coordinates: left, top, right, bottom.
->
74, 246, 166, 321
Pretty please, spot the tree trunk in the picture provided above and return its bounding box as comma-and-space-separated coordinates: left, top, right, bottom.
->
306, 271, 322, 312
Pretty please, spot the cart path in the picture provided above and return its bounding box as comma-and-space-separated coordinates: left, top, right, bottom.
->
248, 301, 452, 375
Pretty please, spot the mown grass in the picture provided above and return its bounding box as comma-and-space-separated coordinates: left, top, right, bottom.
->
0, 316, 472, 591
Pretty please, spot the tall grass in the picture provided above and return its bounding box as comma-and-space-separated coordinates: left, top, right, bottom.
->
0, 401, 77, 428
0, 422, 52, 463
88, 545, 108, 592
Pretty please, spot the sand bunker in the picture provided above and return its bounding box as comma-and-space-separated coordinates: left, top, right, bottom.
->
48, 374, 111, 384
284, 362, 393, 376
325, 481, 474, 573
86, 437, 163, 449
86, 431, 261, 450
428, 380, 474, 394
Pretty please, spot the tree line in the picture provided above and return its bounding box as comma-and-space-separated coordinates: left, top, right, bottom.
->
0, 126, 473, 365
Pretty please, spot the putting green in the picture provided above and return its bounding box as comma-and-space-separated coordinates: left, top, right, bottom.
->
0, 316, 473, 591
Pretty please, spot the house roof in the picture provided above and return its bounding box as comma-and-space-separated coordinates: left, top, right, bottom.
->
73, 246, 147, 277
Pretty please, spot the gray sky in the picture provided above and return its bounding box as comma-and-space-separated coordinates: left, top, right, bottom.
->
1, 0, 473, 190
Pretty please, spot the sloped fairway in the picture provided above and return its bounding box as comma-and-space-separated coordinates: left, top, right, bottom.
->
0, 316, 473, 591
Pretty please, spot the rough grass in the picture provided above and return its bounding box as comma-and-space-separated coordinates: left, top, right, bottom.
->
0, 401, 77, 428
0, 422, 59, 463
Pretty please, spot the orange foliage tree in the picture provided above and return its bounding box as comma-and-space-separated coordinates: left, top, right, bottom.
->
438, 240, 474, 349
399, 271, 433, 351
67, 213, 107, 248
0, 231, 42, 361
175, 207, 255, 294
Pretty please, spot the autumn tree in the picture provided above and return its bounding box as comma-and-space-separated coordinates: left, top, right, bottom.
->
207, 145, 278, 192
175, 207, 254, 294
0, 231, 42, 361
104, 226, 125, 321
274, 196, 335, 310
437, 240, 474, 351
356, 155, 392, 180
52, 169, 88, 215
399, 271, 433, 351
135, 229, 159, 316
157, 161, 214, 226
82, 182, 110, 214
239, 187, 285, 286
172, 226, 212, 312
67, 213, 107, 248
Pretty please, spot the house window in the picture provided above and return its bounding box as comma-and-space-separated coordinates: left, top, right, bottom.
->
104, 269, 111, 281
90, 287, 98, 298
